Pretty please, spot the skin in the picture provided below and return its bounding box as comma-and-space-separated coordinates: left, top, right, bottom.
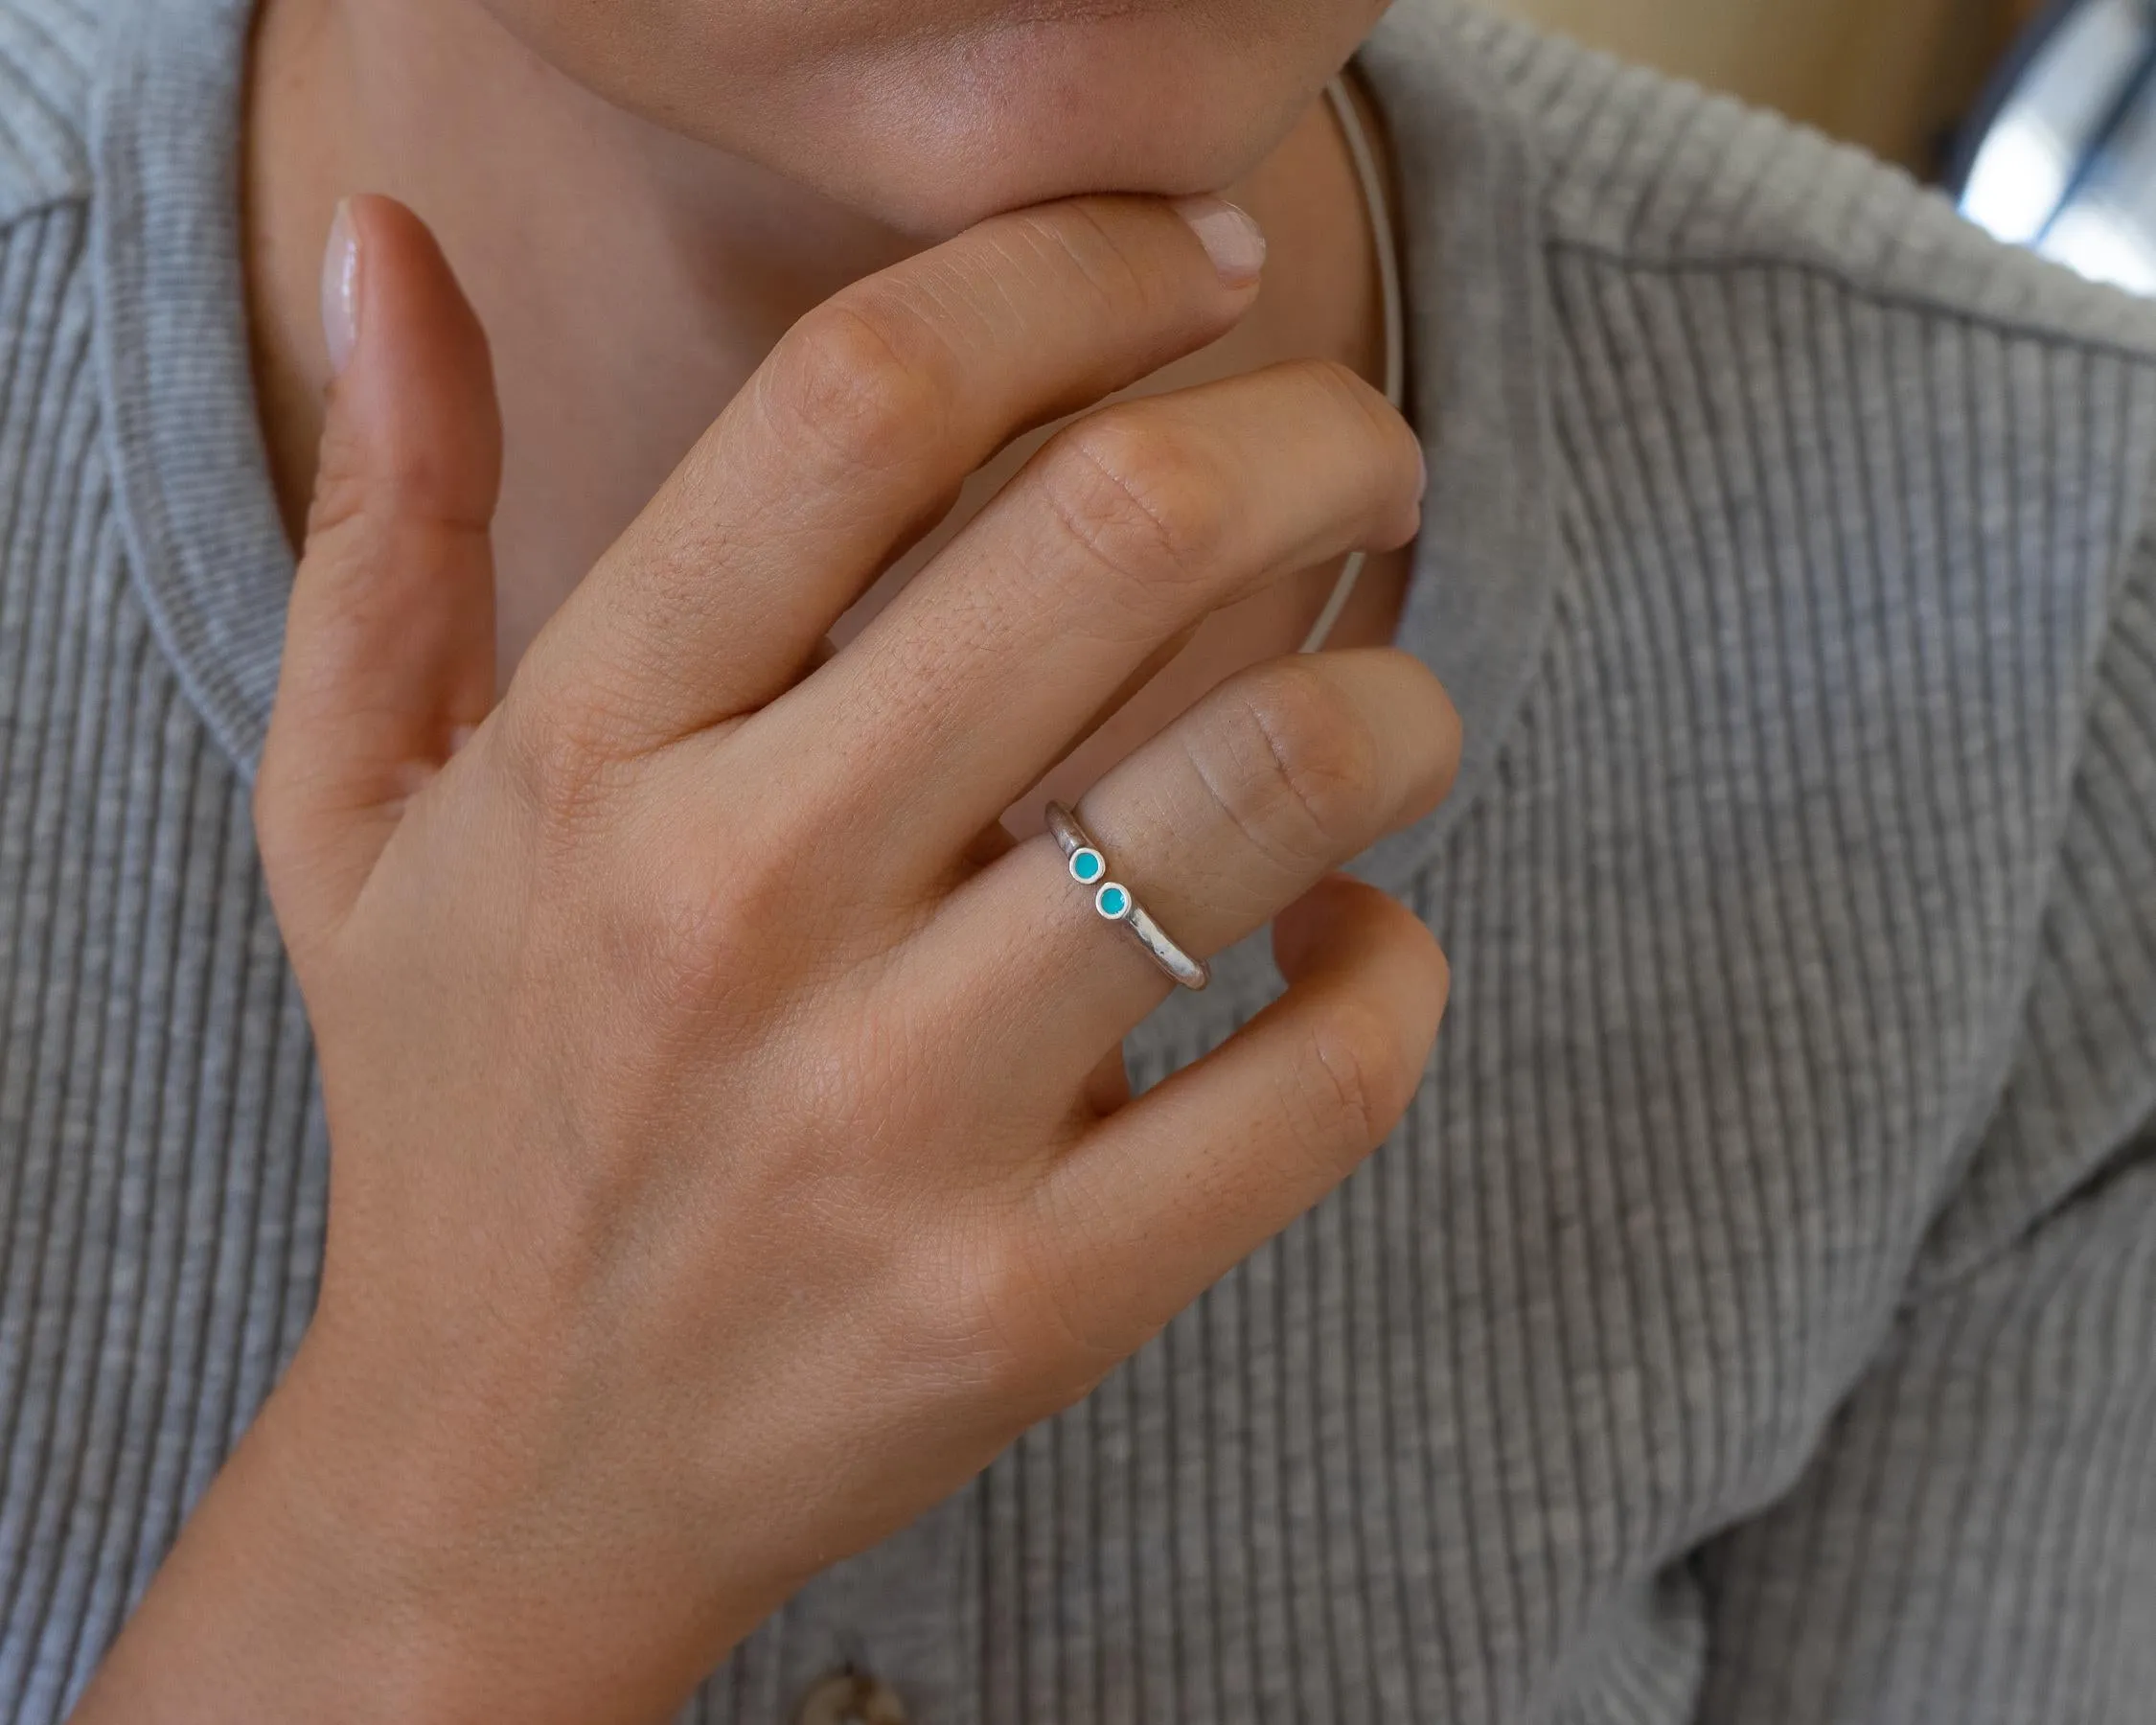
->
242, 0, 1415, 816
70, 3, 1456, 1720
471, 0, 1396, 231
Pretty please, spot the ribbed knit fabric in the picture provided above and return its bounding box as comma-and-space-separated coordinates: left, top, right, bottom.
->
2, 0, 2154, 1720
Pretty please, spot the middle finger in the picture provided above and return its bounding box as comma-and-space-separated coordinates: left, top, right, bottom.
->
920, 645, 1458, 1092
752, 356, 1425, 881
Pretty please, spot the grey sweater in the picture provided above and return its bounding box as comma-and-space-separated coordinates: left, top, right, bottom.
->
4, 0, 2155, 1719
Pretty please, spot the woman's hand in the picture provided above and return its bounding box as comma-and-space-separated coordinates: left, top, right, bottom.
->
75, 192, 1455, 1725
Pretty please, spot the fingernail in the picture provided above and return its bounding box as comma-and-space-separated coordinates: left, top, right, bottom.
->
321, 198, 360, 379
1172, 196, 1267, 287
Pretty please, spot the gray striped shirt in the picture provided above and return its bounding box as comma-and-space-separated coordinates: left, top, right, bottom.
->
2, 0, 2154, 1719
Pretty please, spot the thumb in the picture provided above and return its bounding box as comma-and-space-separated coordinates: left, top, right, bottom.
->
256, 195, 502, 956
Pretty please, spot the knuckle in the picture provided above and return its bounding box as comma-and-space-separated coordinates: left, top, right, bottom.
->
1294, 356, 1424, 508
1298, 354, 1381, 406
1294, 996, 1419, 1161
1036, 409, 1230, 618
756, 293, 955, 480
619, 777, 883, 1024
620, 837, 803, 1022
1296, 356, 1396, 443
495, 689, 638, 834
306, 391, 496, 547
1192, 661, 1381, 868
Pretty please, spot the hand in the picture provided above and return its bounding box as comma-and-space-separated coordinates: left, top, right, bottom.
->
75, 191, 1454, 1724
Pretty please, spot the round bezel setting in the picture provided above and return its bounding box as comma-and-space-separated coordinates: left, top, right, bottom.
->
1041, 800, 1208, 991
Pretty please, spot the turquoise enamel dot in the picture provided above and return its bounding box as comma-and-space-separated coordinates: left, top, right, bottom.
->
1094, 883, 1134, 921
1069, 847, 1107, 886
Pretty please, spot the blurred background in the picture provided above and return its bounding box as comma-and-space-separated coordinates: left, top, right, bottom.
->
1487, 0, 2049, 170
1484, 0, 2156, 294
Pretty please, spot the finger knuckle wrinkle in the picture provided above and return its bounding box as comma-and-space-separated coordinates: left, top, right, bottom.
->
1298, 999, 1413, 1157
1221, 664, 1379, 856
498, 698, 632, 833
307, 412, 494, 545
1298, 356, 1388, 430
1039, 415, 1227, 611
1298, 356, 1416, 462
761, 298, 952, 479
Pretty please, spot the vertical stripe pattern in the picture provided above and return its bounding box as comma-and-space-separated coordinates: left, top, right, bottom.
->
1, 3, 2155, 1723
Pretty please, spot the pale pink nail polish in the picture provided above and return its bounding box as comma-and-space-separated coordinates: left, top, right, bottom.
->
1171, 195, 1268, 286
320, 199, 360, 378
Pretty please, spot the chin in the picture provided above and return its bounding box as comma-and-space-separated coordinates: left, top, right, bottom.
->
772, 12, 1354, 236
488, 0, 1384, 237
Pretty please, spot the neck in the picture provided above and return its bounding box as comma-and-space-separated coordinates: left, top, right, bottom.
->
245, 0, 1402, 679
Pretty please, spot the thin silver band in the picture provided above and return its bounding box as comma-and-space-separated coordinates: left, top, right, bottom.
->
1044, 804, 1211, 992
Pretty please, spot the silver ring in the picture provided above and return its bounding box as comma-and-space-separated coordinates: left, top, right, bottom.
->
1044, 803, 1210, 992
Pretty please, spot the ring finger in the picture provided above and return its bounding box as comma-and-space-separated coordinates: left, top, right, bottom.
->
920, 645, 1459, 1094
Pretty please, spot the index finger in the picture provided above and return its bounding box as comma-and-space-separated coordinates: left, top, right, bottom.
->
513, 195, 1267, 753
